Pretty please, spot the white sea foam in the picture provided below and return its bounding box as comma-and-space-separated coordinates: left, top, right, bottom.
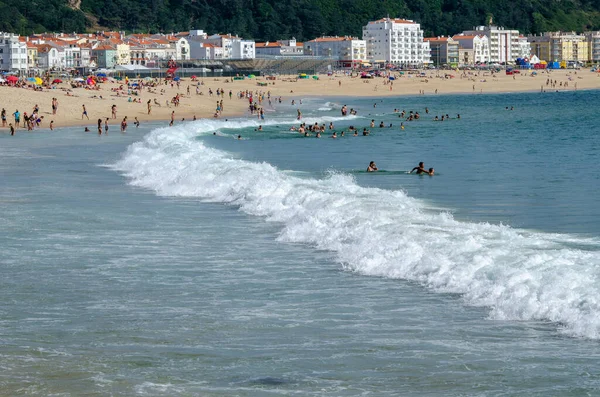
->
112, 119, 600, 339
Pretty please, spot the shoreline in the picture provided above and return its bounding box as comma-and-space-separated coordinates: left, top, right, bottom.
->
1, 70, 598, 130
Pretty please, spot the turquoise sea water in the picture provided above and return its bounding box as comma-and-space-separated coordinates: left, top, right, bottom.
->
2, 90, 600, 396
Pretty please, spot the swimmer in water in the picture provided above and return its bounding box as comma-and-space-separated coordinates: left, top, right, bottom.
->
410, 162, 427, 174
367, 161, 378, 172
428, 168, 434, 175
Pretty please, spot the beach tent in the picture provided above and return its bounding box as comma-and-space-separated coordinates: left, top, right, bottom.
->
548, 62, 560, 69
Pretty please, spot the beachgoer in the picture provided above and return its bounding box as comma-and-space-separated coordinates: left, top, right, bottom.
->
13, 110, 20, 128
367, 161, 378, 172
82, 105, 89, 120
410, 162, 427, 174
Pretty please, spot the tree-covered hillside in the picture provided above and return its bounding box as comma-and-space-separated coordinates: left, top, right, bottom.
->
1, 0, 600, 38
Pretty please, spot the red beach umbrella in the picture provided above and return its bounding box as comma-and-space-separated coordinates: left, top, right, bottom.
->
52, 79, 63, 84
6, 75, 19, 83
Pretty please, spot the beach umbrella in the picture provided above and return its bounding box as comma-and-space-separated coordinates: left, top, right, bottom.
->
52, 79, 62, 84
143, 77, 153, 81
96, 72, 107, 77
34, 77, 43, 85
73, 77, 85, 82
173, 76, 180, 81
27, 77, 36, 82
6, 75, 18, 82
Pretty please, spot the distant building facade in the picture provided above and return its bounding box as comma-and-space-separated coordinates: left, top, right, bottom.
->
362, 18, 427, 66
424, 37, 459, 66
0, 32, 28, 72
303, 36, 366, 65
528, 32, 589, 63
462, 25, 526, 63
452, 34, 490, 64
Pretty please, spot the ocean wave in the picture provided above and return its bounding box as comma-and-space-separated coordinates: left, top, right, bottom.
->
112, 119, 600, 339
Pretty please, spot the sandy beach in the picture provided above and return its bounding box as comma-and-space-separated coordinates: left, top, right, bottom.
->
1, 68, 599, 130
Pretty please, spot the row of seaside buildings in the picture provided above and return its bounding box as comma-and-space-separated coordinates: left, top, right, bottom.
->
1, 18, 600, 72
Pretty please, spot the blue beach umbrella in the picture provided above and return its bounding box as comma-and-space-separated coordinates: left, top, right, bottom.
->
96, 73, 107, 77
173, 76, 181, 81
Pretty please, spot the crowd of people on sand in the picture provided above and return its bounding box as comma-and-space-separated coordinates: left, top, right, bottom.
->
2, 104, 50, 135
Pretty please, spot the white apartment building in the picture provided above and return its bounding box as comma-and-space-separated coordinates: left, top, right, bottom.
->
255, 38, 304, 57
461, 25, 525, 63
362, 18, 427, 66
189, 34, 254, 59
189, 43, 224, 60
517, 36, 531, 59
231, 39, 255, 59
303, 36, 366, 65
174, 37, 190, 60
452, 34, 490, 64
0, 32, 28, 72
35, 44, 62, 69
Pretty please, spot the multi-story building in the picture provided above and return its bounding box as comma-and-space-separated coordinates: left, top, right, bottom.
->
424, 36, 459, 66
303, 36, 366, 66
0, 32, 28, 72
584, 31, 600, 63
91, 44, 117, 69
362, 18, 427, 66
452, 34, 490, 64
189, 43, 225, 60
188, 33, 254, 59
26, 41, 38, 69
517, 36, 531, 60
36, 43, 64, 70
255, 38, 304, 57
462, 25, 524, 63
527, 32, 589, 63
231, 39, 255, 59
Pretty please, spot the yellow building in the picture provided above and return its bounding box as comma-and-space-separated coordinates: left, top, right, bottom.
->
584, 31, 600, 63
527, 32, 589, 63
26, 43, 38, 69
